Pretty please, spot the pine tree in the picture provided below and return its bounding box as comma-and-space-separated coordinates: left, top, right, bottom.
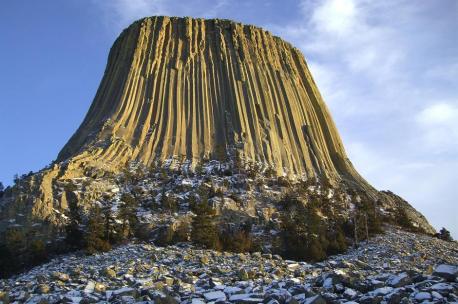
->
29, 239, 47, 264
326, 225, 347, 255
160, 188, 178, 213
102, 203, 118, 244
395, 208, 415, 231
191, 194, 220, 250
118, 193, 139, 239
0, 182, 4, 198
214, 143, 226, 171
65, 189, 83, 249
85, 205, 111, 254
279, 196, 328, 261
437, 227, 453, 242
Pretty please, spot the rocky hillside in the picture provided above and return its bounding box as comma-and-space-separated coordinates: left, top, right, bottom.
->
0, 16, 440, 280
1, 228, 457, 304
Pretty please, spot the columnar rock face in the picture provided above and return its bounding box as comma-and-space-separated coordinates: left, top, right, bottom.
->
0, 16, 436, 244
58, 16, 364, 184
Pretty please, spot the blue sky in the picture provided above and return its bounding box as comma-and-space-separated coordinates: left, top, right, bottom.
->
1, 0, 457, 236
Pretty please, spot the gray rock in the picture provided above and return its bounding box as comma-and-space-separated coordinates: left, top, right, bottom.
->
369, 286, 393, 297
229, 293, 264, 303
83, 281, 95, 294
203, 291, 226, 301
303, 295, 326, 304
414, 291, 431, 301
433, 264, 458, 281
112, 287, 137, 298
386, 272, 412, 287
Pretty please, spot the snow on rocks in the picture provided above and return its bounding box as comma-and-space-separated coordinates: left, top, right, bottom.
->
0, 228, 457, 303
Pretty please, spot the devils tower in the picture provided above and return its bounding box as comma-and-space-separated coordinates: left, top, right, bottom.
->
57, 16, 365, 183
0, 16, 437, 277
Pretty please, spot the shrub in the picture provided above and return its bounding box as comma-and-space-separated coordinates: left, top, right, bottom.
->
279, 196, 328, 261
191, 201, 220, 250
155, 221, 190, 246
173, 221, 190, 243
160, 189, 178, 213
219, 229, 253, 253
85, 206, 111, 254
29, 239, 48, 264
436, 227, 453, 242
65, 189, 83, 249
118, 193, 139, 239
120, 193, 136, 205
395, 208, 416, 231
134, 223, 153, 241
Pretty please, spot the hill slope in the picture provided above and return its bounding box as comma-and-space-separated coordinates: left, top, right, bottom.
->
0, 16, 437, 277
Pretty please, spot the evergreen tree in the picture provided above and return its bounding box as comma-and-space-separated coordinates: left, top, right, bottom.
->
102, 203, 118, 244
219, 228, 253, 253
326, 225, 347, 255
65, 189, 83, 249
214, 143, 226, 171
173, 221, 190, 243
118, 193, 139, 239
437, 227, 453, 242
0, 182, 4, 198
191, 194, 220, 250
160, 188, 178, 213
353, 197, 382, 243
85, 205, 111, 254
279, 196, 327, 261
29, 239, 47, 264
395, 208, 416, 231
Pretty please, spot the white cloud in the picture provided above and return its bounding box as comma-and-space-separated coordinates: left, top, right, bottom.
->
309, 0, 357, 36
416, 102, 458, 153
417, 102, 458, 126
299, 0, 405, 82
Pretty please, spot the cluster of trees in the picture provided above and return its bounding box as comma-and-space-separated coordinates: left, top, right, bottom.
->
159, 189, 179, 214
189, 187, 254, 252
65, 191, 141, 254
276, 192, 383, 262
155, 186, 255, 253
277, 194, 347, 261
0, 226, 49, 277
350, 197, 383, 244
0, 186, 145, 277
436, 227, 453, 242
1, 173, 398, 277
394, 208, 420, 232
